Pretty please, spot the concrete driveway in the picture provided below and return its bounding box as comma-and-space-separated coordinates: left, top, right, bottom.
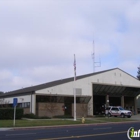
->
131, 114, 140, 121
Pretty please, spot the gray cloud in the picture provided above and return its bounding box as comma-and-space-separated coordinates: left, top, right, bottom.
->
0, 0, 140, 91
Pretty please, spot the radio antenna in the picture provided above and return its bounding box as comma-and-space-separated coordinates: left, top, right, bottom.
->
92, 40, 101, 73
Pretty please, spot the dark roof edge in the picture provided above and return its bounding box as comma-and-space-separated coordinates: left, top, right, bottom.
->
117, 68, 139, 81
0, 91, 34, 98
1, 67, 138, 98
0, 68, 117, 97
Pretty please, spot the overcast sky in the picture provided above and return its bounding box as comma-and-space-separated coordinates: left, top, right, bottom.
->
0, 0, 140, 92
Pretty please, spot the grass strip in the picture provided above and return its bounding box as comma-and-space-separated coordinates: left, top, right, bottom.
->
0, 117, 135, 128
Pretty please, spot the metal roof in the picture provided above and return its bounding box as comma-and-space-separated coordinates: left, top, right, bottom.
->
0, 68, 139, 98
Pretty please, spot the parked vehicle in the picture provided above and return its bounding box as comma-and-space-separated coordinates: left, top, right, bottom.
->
105, 106, 132, 118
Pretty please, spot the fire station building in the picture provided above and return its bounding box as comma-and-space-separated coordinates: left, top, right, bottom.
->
0, 68, 140, 117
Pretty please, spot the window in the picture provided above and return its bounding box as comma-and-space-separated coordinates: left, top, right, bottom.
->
20, 102, 30, 108
36, 95, 58, 103
112, 107, 119, 111
57, 96, 64, 103
80, 97, 85, 103
80, 97, 91, 103
84, 97, 91, 103
119, 107, 124, 110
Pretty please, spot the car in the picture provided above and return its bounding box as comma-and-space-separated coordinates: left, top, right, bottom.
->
105, 106, 132, 118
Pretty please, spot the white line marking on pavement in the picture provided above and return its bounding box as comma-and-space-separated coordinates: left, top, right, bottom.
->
6, 133, 36, 136
93, 127, 112, 130
0, 128, 12, 131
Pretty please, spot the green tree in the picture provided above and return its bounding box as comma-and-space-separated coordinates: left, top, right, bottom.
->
137, 66, 140, 80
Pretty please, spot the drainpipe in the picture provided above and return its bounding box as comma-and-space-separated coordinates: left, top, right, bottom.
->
30, 91, 33, 113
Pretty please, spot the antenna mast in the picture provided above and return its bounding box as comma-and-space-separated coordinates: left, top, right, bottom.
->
92, 40, 101, 73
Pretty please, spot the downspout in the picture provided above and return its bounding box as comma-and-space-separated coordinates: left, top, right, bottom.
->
30, 91, 33, 113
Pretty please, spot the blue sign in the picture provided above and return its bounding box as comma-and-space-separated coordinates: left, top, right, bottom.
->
13, 98, 18, 107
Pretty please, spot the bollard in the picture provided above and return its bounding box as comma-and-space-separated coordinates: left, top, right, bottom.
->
81, 117, 85, 124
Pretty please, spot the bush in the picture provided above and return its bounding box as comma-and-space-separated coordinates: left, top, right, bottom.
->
53, 115, 73, 119
23, 113, 51, 119
39, 116, 51, 119
16, 108, 24, 119
23, 113, 38, 119
0, 108, 23, 120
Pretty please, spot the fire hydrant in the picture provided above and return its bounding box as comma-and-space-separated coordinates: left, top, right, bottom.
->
82, 117, 85, 124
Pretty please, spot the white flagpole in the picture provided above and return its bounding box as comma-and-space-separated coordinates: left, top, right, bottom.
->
74, 54, 76, 121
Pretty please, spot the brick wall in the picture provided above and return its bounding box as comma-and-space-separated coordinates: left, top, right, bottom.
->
36, 102, 64, 117
72, 103, 88, 117
24, 108, 30, 114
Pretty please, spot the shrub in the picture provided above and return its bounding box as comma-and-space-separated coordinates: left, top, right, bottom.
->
53, 115, 73, 119
0, 108, 23, 120
39, 116, 51, 119
23, 113, 38, 119
23, 113, 51, 119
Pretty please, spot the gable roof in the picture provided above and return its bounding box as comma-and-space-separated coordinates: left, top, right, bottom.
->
0, 68, 138, 98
